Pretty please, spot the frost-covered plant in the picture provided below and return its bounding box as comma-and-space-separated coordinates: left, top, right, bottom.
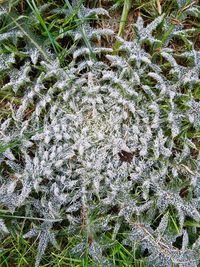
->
0, 1, 200, 266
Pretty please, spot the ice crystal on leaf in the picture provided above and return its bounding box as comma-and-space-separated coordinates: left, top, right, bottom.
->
0, 1, 200, 266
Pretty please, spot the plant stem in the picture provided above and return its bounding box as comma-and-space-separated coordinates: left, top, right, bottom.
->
113, 0, 133, 53
64, 0, 97, 61
118, 0, 132, 38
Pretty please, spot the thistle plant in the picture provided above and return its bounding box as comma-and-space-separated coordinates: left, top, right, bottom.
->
0, 1, 200, 266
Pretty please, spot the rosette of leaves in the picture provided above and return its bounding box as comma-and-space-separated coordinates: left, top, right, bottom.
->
0, 1, 200, 266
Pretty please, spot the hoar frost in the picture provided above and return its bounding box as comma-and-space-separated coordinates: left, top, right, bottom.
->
0, 1, 200, 266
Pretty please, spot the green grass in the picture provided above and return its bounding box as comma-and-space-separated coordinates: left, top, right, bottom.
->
0, 222, 147, 267
0, 205, 189, 266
